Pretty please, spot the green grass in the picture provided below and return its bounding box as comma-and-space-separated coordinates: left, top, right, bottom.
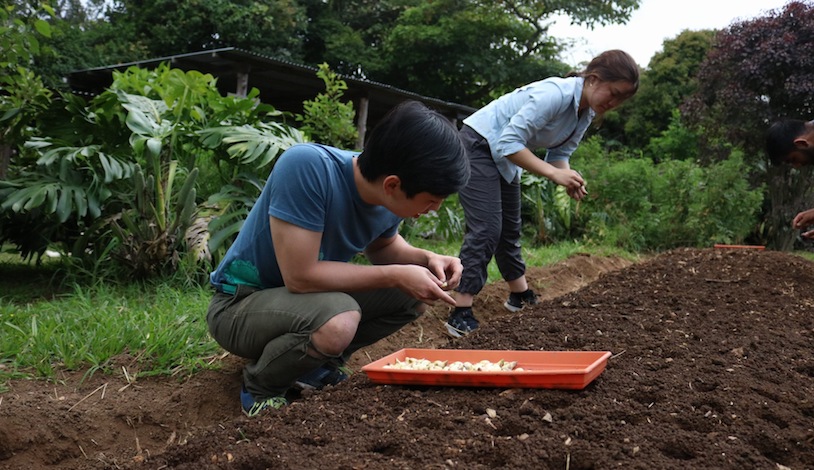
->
0, 263, 220, 389
0, 238, 636, 389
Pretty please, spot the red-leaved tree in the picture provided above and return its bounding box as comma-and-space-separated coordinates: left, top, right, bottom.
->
683, 0, 814, 250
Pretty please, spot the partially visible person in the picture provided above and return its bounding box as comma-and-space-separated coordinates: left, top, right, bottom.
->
766, 118, 814, 238
447, 49, 639, 337
207, 100, 470, 417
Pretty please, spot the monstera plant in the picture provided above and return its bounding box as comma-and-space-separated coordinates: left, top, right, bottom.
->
1, 64, 303, 280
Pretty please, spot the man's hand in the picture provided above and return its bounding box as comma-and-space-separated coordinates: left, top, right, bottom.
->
425, 253, 463, 291
793, 208, 814, 238
394, 264, 458, 306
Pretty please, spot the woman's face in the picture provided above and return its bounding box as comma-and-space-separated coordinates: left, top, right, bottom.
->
585, 78, 637, 115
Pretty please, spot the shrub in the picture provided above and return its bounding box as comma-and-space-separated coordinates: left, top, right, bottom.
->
579, 150, 763, 251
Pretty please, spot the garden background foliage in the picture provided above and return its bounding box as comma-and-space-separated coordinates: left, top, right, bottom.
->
2, 1, 814, 284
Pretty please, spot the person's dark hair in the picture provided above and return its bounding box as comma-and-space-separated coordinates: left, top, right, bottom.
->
570, 49, 640, 97
766, 119, 806, 165
358, 100, 469, 198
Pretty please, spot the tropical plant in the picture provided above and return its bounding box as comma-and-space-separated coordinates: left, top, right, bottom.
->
0, 1, 55, 181
1, 64, 304, 279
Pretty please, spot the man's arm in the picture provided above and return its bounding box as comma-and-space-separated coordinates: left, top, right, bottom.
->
271, 216, 457, 305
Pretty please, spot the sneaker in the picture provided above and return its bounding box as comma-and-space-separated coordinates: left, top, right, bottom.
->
293, 360, 351, 391
504, 289, 539, 313
445, 307, 479, 338
240, 385, 287, 417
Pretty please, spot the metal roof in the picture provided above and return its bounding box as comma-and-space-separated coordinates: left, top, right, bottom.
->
66, 47, 476, 129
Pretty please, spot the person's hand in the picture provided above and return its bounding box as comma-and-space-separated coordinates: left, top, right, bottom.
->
792, 208, 814, 237
393, 264, 458, 306
425, 253, 463, 291
566, 183, 588, 201
551, 168, 587, 200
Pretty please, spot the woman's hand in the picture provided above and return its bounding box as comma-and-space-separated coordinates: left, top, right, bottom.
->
552, 168, 587, 200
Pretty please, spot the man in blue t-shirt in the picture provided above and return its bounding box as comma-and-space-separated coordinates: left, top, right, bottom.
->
208, 100, 470, 417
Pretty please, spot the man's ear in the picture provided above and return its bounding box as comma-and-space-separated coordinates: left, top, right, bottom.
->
382, 175, 402, 196
794, 136, 811, 149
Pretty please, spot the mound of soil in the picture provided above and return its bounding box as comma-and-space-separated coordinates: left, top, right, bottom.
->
2, 249, 813, 470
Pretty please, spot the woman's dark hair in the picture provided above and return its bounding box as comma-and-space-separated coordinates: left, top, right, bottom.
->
569, 49, 640, 96
766, 119, 806, 165
358, 100, 469, 198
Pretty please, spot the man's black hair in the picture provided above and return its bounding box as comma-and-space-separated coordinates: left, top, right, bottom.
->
766, 119, 806, 165
357, 100, 469, 198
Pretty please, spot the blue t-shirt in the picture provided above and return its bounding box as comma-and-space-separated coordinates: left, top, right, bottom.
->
463, 76, 595, 183
210, 143, 402, 293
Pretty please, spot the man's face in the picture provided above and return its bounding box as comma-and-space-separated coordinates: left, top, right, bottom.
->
784, 150, 814, 168
397, 192, 444, 219
380, 176, 445, 218
784, 135, 814, 168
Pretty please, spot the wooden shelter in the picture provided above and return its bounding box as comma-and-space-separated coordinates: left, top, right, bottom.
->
66, 47, 476, 149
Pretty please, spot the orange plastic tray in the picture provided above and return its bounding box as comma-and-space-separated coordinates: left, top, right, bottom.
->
361, 348, 612, 390
713, 244, 765, 250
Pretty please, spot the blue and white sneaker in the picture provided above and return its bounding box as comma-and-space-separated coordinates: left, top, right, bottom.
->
293, 360, 351, 391
240, 385, 287, 417
445, 307, 479, 337
504, 289, 539, 313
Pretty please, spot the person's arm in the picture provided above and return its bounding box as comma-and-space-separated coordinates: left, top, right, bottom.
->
364, 233, 463, 292
507, 149, 587, 200
271, 216, 457, 305
793, 208, 814, 239
497, 82, 588, 200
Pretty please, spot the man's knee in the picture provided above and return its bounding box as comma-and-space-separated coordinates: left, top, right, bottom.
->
310, 310, 361, 357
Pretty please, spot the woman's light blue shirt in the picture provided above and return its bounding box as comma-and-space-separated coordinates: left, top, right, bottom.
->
463, 76, 595, 183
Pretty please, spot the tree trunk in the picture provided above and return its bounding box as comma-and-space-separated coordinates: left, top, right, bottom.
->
0, 143, 11, 180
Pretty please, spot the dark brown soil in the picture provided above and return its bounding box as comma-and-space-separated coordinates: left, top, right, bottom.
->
2, 249, 814, 470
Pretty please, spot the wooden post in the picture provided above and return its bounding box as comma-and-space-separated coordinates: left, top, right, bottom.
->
355, 96, 369, 150
235, 69, 249, 98
0, 144, 11, 180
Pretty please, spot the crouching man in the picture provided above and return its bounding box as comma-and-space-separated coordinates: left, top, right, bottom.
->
207, 100, 470, 417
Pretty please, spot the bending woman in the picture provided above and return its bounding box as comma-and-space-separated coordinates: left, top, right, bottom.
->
447, 50, 639, 337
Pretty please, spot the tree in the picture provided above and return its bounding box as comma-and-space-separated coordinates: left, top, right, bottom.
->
618, 29, 714, 152
83, 0, 308, 65
37, 0, 642, 107
302, 0, 642, 106
682, 1, 814, 250
684, 1, 814, 154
